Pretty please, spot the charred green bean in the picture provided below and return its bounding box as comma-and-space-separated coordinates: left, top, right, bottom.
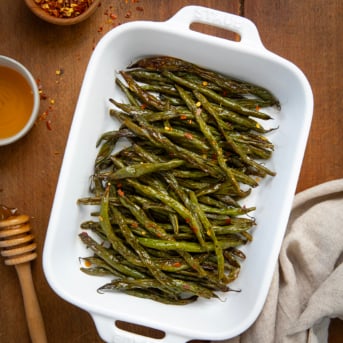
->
77, 55, 280, 305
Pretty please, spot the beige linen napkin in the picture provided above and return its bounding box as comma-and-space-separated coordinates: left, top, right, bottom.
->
218, 179, 343, 343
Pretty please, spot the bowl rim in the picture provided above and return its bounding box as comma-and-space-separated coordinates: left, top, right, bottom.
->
24, 0, 100, 26
0, 55, 40, 146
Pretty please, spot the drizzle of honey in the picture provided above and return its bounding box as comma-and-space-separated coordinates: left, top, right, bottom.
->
0, 66, 34, 139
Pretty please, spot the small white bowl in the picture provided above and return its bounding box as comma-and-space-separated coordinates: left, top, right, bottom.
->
0, 56, 40, 146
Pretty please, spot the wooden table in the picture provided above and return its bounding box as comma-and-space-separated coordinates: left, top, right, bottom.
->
1, 1, 342, 342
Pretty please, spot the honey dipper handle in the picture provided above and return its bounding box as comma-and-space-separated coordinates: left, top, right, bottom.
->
15, 263, 48, 343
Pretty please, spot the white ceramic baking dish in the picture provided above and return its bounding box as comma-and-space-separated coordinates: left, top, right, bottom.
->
43, 6, 313, 343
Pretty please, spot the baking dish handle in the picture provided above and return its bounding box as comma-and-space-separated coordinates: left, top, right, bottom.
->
166, 5, 265, 49
91, 314, 188, 343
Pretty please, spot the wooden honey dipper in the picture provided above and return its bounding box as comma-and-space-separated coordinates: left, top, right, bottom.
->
0, 206, 48, 343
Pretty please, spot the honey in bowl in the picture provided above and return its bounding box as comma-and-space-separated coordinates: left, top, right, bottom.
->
0, 66, 34, 139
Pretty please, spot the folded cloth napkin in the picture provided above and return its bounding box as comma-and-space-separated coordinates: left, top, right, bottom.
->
218, 179, 343, 343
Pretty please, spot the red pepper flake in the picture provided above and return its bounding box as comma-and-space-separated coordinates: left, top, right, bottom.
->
140, 103, 147, 109
136, 6, 143, 11
130, 222, 139, 228
36, 79, 48, 100
184, 132, 193, 140
256, 105, 260, 111
225, 217, 231, 225
185, 218, 190, 224
125, 10, 132, 18
97, 26, 103, 33
39, 92, 47, 100
172, 262, 182, 268
39, 111, 49, 121
84, 260, 92, 267
190, 226, 198, 234
46, 119, 52, 131
180, 115, 187, 120
109, 13, 117, 20
117, 189, 125, 197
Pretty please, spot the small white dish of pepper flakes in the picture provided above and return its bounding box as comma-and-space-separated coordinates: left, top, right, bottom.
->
24, 0, 100, 25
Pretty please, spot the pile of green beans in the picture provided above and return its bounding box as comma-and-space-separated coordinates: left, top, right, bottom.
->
77, 56, 280, 304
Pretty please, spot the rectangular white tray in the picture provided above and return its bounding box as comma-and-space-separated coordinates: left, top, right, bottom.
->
43, 6, 313, 343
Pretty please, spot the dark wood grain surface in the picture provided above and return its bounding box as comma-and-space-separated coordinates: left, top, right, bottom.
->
0, 1, 342, 342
